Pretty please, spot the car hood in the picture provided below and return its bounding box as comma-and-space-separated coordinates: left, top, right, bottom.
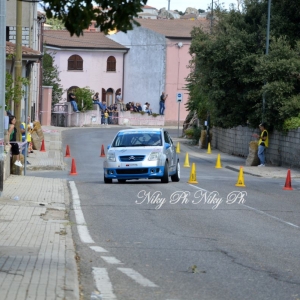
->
109, 146, 164, 156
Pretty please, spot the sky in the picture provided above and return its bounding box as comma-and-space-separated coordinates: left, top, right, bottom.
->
145, 0, 236, 12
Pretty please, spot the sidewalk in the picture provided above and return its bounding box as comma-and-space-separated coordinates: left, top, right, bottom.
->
172, 137, 300, 179
0, 126, 79, 300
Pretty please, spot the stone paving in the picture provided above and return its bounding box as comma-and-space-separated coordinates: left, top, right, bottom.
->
0, 127, 79, 300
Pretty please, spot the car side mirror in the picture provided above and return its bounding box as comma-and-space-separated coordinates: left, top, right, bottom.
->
107, 145, 110, 149
165, 143, 171, 150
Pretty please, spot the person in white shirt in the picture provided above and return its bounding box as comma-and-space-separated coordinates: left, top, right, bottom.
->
143, 102, 152, 115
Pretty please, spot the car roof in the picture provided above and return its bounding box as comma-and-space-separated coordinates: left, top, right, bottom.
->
117, 128, 163, 134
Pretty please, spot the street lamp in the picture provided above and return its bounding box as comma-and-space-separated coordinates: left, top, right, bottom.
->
262, 0, 271, 122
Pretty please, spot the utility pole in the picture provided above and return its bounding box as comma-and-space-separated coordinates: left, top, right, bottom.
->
210, 0, 214, 33
0, 0, 6, 193
262, 0, 271, 122
168, 0, 170, 10
14, 0, 22, 141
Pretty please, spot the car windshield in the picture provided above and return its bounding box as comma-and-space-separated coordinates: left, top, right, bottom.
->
112, 132, 162, 147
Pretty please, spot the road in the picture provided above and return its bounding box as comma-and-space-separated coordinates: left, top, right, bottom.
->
29, 127, 300, 300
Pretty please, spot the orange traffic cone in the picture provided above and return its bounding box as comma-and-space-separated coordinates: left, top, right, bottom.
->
283, 169, 293, 190
70, 158, 78, 175
40, 140, 46, 152
65, 145, 71, 157
100, 145, 106, 157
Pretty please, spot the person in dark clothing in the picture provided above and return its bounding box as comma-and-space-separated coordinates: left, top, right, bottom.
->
159, 91, 168, 115
7, 115, 23, 167
69, 93, 80, 112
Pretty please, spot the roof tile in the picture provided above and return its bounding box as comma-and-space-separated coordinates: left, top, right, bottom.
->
43, 30, 127, 49
135, 18, 210, 38
6, 42, 41, 57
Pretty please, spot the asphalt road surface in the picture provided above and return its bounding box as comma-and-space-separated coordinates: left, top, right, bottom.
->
30, 127, 300, 300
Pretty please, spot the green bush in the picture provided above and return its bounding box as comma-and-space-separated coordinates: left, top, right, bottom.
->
184, 128, 194, 136
283, 116, 300, 130
74, 87, 94, 111
192, 127, 202, 141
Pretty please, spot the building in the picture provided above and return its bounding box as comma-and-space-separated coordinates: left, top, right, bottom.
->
108, 18, 209, 125
138, 5, 159, 19
43, 30, 128, 106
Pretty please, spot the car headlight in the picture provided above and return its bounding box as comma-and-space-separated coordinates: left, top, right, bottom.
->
148, 152, 160, 161
107, 152, 116, 162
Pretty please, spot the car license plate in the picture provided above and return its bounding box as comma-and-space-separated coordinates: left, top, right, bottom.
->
122, 163, 138, 167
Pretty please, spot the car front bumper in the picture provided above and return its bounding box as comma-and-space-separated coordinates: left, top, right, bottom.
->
104, 160, 165, 180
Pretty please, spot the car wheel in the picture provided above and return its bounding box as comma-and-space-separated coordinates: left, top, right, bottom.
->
104, 174, 112, 184
171, 161, 180, 182
118, 179, 126, 183
161, 161, 169, 183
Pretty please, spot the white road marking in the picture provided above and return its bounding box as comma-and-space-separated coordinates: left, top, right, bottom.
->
242, 204, 300, 229
101, 256, 123, 264
90, 246, 109, 253
190, 183, 300, 229
69, 181, 95, 244
92, 268, 117, 299
117, 268, 158, 287
188, 184, 208, 192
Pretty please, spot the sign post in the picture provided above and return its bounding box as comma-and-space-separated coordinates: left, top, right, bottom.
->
176, 93, 183, 137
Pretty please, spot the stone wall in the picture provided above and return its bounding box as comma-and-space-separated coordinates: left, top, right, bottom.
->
52, 104, 165, 127
211, 126, 300, 168
118, 111, 164, 126
8, 27, 30, 47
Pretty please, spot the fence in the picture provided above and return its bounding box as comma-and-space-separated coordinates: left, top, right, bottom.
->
211, 126, 300, 168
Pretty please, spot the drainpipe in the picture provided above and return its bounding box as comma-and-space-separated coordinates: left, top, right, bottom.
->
122, 49, 129, 102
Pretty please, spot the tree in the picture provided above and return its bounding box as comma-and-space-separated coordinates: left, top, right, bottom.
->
42, 51, 63, 106
45, 17, 65, 30
41, 0, 148, 36
187, 0, 300, 131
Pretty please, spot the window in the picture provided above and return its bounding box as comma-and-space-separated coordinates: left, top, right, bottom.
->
6, 27, 9, 42
107, 56, 116, 71
68, 55, 83, 71
105, 88, 114, 106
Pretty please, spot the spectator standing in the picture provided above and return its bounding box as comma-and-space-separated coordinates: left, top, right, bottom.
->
159, 91, 168, 115
7, 115, 23, 167
20, 116, 31, 164
116, 92, 125, 111
252, 122, 269, 167
104, 109, 109, 125
69, 93, 80, 112
101, 101, 107, 124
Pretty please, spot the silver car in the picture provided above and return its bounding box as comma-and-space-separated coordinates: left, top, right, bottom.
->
103, 128, 180, 183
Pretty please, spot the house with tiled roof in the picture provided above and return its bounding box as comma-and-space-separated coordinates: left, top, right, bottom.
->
138, 5, 158, 19
6, 2, 42, 121
108, 18, 210, 125
43, 30, 128, 105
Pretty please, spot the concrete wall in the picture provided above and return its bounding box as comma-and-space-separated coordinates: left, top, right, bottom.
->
46, 48, 125, 102
108, 29, 191, 126
108, 27, 166, 115
118, 111, 164, 126
7, 2, 38, 48
7, 1, 32, 27
212, 126, 300, 168
165, 38, 191, 126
